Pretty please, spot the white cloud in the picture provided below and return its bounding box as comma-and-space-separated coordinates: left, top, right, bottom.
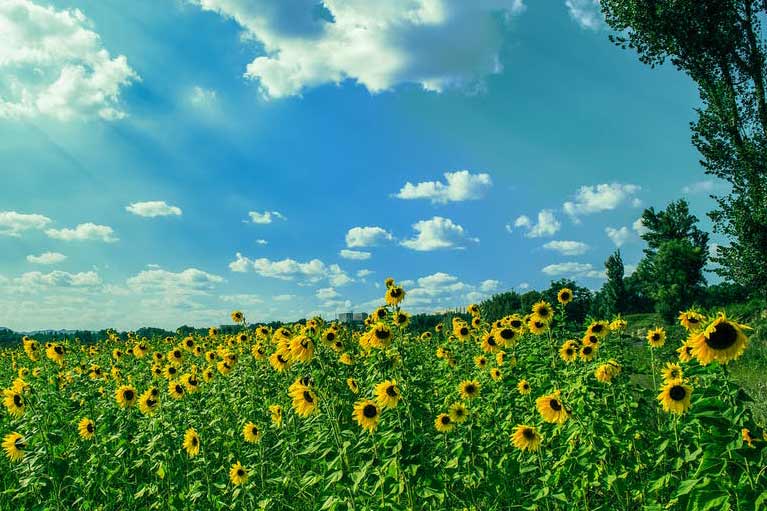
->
345, 226, 393, 248
127, 268, 224, 292
565, 0, 602, 30
255, 239, 268, 245
521, 210, 561, 238
13, 270, 101, 289
605, 226, 631, 247
273, 294, 294, 302
682, 180, 726, 195
26, 251, 66, 264
394, 170, 492, 204
543, 240, 589, 256
191, 0, 525, 99
126, 201, 182, 217
0, 211, 52, 236
356, 269, 373, 278
248, 210, 286, 224
632, 217, 649, 236
401, 216, 477, 251
479, 279, 500, 292
541, 262, 606, 279
228, 253, 352, 286
518, 282, 530, 290
219, 294, 263, 305
0, 0, 139, 121
563, 183, 641, 222
316, 287, 339, 300
189, 86, 217, 106
45, 222, 118, 242
340, 249, 371, 260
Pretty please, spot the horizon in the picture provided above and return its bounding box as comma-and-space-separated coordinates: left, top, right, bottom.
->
0, 0, 725, 331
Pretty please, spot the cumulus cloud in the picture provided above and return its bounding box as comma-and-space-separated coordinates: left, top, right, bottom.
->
127, 268, 224, 292
45, 222, 118, 242
682, 179, 728, 195
13, 270, 101, 289
401, 216, 477, 251
565, 0, 602, 30
340, 249, 371, 260
345, 226, 393, 248
541, 262, 605, 279
479, 279, 500, 292
563, 183, 641, 222
543, 240, 589, 256
190, 0, 525, 99
126, 201, 182, 217
514, 210, 561, 238
26, 251, 66, 264
394, 170, 492, 204
0, 211, 52, 236
228, 253, 353, 286
605, 226, 632, 247
316, 287, 340, 300
0, 0, 139, 121
273, 294, 295, 302
356, 269, 373, 278
632, 217, 649, 236
248, 210, 286, 224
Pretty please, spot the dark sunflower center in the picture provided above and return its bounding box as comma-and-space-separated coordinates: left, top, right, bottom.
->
478, 359, 486, 365
189, 378, 198, 386
326, 332, 336, 341
441, 415, 451, 425
186, 340, 193, 346
460, 327, 469, 336
550, 399, 562, 411
499, 329, 514, 339
537, 307, 549, 317
589, 336, 598, 344
175, 385, 183, 394
375, 329, 390, 340
535, 322, 544, 328
363, 404, 378, 418
237, 469, 244, 476
13, 394, 22, 407
583, 346, 593, 355
705, 322, 738, 350
385, 385, 398, 397
87, 423, 94, 433
511, 320, 522, 328
251, 426, 258, 435
455, 408, 464, 417
561, 292, 571, 300
465, 384, 476, 394
689, 317, 699, 324
192, 437, 198, 446
169, 367, 177, 374
124, 390, 134, 401
669, 386, 686, 401
652, 334, 660, 341
15, 438, 25, 449
277, 354, 287, 363
397, 314, 406, 323
488, 337, 497, 346
522, 428, 535, 440
54, 346, 63, 355
147, 398, 157, 406
303, 391, 314, 404
566, 348, 574, 356
390, 288, 401, 297
174, 351, 181, 358
592, 324, 603, 333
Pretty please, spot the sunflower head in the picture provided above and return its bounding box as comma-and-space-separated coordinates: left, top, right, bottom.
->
229, 461, 248, 485
690, 313, 749, 365
557, 288, 573, 305
434, 413, 454, 433
183, 428, 200, 457
353, 399, 381, 433
78, 417, 95, 440
459, 380, 480, 400
512, 424, 542, 452
657, 380, 693, 414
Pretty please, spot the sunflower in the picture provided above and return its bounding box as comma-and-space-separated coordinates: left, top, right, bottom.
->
531, 301, 554, 323
689, 313, 749, 365
678, 310, 705, 332
243, 422, 261, 443
78, 417, 95, 440
339, 353, 353, 365
471, 316, 482, 329
511, 424, 542, 452
347, 378, 359, 394
384, 277, 395, 288
646, 327, 666, 348
374, 380, 402, 409
494, 327, 517, 348
231, 310, 245, 323
269, 350, 291, 372
202, 368, 215, 382
528, 318, 548, 335
453, 322, 471, 341
742, 428, 756, 448
168, 348, 183, 365
369, 323, 393, 349
46, 344, 65, 365
474, 355, 488, 369
292, 389, 319, 417
467, 303, 480, 316
559, 340, 578, 363
445, 402, 467, 424
677, 341, 694, 363
168, 381, 186, 400
434, 413, 454, 433
115, 385, 137, 408
139, 389, 160, 416
269, 404, 283, 427
609, 317, 628, 331
288, 376, 314, 398
393, 311, 410, 327
657, 380, 693, 414
480, 333, 500, 353
557, 288, 573, 305
517, 379, 531, 395
458, 380, 481, 400
230, 462, 248, 485
289, 335, 315, 363
662, 362, 683, 383
385, 285, 406, 306
579, 344, 597, 362
586, 321, 610, 339
508, 315, 525, 332
3, 389, 25, 418
181, 373, 200, 393
536, 391, 569, 424
435, 323, 444, 333
2, 432, 25, 462
182, 428, 200, 457
496, 351, 506, 366
353, 399, 381, 433
595, 361, 621, 384
490, 368, 502, 381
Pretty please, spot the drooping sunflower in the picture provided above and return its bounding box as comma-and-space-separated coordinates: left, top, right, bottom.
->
269, 350, 291, 372
289, 335, 315, 363
531, 300, 554, 323
292, 389, 319, 417
496, 351, 506, 366
243, 422, 261, 443
536, 390, 569, 424
661, 362, 683, 383
182, 428, 200, 457
646, 327, 666, 348
517, 379, 531, 395
678, 310, 705, 332
384, 277, 395, 288
229, 461, 248, 485
181, 374, 200, 393
677, 340, 694, 363
557, 288, 573, 305
347, 378, 359, 394
689, 313, 749, 366
595, 361, 621, 384
511, 424, 542, 452
458, 380, 481, 400
385, 285, 406, 306
2, 432, 25, 462
78, 417, 95, 440
420, 331, 432, 341
559, 340, 578, 363
374, 380, 402, 409
579, 344, 597, 362
609, 317, 628, 332
269, 404, 283, 427
471, 316, 482, 329
3, 389, 25, 418
46, 343, 65, 365
393, 311, 410, 328
353, 399, 381, 433
467, 303, 480, 316
115, 385, 137, 408
369, 323, 393, 349
657, 380, 693, 414
139, 389, 160, 416
434, 413, 454, 433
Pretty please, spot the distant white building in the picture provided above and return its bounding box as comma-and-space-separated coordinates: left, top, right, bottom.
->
337, 312, 368, 323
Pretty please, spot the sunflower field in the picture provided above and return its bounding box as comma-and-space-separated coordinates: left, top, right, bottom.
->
1, 281, 765, 510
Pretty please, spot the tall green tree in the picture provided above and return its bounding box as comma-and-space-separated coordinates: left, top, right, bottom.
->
603, 250, 627, 315
601, 0, 767, 298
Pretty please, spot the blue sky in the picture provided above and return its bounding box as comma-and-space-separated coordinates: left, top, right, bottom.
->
0, 0, 726, 331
